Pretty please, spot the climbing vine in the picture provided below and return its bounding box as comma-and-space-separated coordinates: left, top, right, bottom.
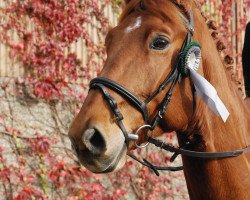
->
0, 0, 249, 199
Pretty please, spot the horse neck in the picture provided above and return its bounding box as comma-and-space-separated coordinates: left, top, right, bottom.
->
176, 9, 250, 200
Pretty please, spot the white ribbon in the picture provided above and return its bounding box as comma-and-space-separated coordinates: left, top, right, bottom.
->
189, 68, 230, 122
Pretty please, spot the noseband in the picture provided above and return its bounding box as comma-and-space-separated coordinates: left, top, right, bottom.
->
89, 11, 250, 175
90, 56, 180, 144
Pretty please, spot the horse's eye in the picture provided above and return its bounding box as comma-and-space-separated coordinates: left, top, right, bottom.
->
150, 37, 169, 50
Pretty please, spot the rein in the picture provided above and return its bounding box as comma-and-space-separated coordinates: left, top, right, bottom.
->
89, 10, 250, 176
129, 137, 250, 176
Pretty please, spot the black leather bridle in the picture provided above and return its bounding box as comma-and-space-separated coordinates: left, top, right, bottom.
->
90, 56, 180, 143
90, 12, 192, 144
89, 11, 250, 176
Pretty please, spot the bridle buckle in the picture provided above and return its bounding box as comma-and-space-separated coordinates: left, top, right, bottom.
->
158, 111, 163, 119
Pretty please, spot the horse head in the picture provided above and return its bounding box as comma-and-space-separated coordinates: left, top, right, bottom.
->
69, 0, 209, 173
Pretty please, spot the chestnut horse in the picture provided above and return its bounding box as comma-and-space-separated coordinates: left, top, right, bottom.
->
69, 0, 250, 199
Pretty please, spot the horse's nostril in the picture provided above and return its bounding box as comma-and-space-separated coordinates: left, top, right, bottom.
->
82, 128, 106, 155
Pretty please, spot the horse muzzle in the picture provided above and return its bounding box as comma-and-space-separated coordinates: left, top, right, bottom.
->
69, 127, 127, 173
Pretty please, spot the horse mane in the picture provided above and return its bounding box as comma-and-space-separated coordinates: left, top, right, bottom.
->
195, 3, 244, 96
119, 0, 244, 96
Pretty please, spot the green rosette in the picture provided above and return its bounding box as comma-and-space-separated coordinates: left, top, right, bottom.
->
179, 41, 201, 77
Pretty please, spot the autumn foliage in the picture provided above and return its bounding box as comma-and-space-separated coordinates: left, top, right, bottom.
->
0, 0, 249, 199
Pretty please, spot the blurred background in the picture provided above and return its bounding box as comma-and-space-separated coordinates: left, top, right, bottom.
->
0, 0, 249, 199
